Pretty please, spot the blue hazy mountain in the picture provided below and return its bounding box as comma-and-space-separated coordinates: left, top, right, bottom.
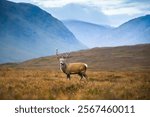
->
47, 3, 142, 27
48, 3, 109, 26
111, 15, 150, 45
63, 20, 113, 47
0, 0, 86, 63
64, 15, 150, 47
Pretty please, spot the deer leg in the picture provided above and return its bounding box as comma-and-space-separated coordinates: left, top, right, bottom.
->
83, 73, 88, 80
67, 74, 70, 80
78, 73, 83, 80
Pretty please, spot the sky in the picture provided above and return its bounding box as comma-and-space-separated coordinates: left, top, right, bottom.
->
9, 0, 150, 26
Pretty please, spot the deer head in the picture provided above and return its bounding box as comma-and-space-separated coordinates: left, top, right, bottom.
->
56, 49, 70, 64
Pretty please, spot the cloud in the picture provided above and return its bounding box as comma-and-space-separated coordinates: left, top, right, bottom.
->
10, 0, 150, 16
91, 0, 150, 16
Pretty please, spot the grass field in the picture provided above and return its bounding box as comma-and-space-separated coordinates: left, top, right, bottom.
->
0, 68, 150, 100
0, 44, 150, 100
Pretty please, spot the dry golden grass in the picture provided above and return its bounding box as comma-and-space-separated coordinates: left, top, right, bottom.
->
0, 67, 150, 100
0, 44, 150, 99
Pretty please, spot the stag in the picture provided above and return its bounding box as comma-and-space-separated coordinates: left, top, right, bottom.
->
56, 49, 88, 80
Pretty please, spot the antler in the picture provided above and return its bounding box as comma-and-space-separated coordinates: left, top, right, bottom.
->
56, 49, 70, 59
64, 52, 70, 58
56, 48, 60, 59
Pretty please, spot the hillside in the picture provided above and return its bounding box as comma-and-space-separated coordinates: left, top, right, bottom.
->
0, 0, 86, 63
3, 44, 149, 71
112, 15, 150, 44
63, 20, 112, 47
0, 44, 150, 100
64, 15, 150, 47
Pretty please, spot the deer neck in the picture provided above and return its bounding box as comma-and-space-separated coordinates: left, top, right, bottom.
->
60, 63, 68, 74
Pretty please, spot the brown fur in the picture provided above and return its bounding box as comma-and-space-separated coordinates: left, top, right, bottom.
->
60, 61, 88, 80
56, 50, 88, 80
67, 63, 87, 74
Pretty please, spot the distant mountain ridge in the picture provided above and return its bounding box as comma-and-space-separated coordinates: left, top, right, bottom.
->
64, 15, 150, 47
0, 0, 86, 63
48, 3, 109, 25
112, 15, 150, 44
63, 20, 113, 47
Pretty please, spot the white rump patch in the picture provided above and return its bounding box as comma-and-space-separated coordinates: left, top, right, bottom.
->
84, 64, 88, 68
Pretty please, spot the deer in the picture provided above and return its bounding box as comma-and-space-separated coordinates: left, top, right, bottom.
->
56, 49, 88, 80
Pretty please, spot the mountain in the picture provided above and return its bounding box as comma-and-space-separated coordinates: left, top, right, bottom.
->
47, 3, 146, 27
2, 44, 149, 71
63, 15, 150, 48
63, 20, 113, 47
0, 0, 86, 63
48, 3, 109, 25
111, 15, 150, 45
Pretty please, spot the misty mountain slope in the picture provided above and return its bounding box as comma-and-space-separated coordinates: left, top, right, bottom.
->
48, 3, 109, 25
4, 44, 149, 71
64, 15, 150, 48
0, 0, 86, 63
112, 15, 150, 44
63, 20, 113, 47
